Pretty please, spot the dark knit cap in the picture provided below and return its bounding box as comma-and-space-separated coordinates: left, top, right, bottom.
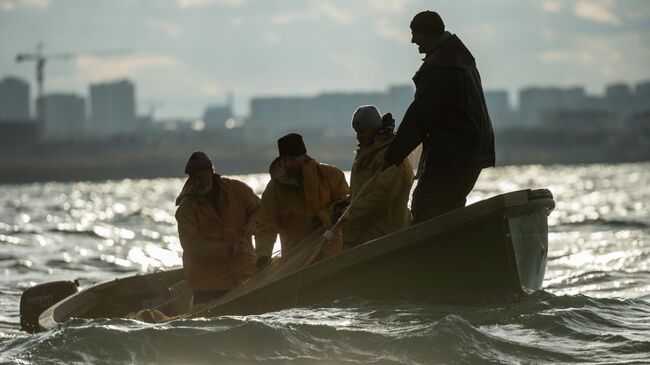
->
277, 133, 307, 157
184, 151, 213, 175
410, 10, 445, 36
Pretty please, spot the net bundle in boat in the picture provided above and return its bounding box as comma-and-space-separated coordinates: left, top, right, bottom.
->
191, 227, 328, 317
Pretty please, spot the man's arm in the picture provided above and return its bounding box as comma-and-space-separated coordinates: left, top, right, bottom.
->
316, 168, 350, 228
241, 183, 261, 237
383, 68, 461, 168
344, 164, 403, 224
254, 181, 280, 259
331, 168, 350, 202
175, 204, 229, 259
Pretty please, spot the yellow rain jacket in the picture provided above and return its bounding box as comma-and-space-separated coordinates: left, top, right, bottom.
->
175, 175, 260, 291
343, 135, 414, 247
255, 157, 349, 260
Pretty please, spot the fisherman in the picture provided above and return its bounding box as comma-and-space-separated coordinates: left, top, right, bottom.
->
175, 151, 260, 305
332, 105, 414, 249
380, 10, 495, 222
255, 133, 349, 269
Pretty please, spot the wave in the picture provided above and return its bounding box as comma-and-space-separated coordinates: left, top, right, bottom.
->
46, 227, 105, 240
3, 294, 649, 365
554, 218, 649, 230
0, 254, 18, 262
2, 164, 649, 364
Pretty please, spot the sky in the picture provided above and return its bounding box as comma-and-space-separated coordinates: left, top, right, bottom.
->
1, 0, 649, 118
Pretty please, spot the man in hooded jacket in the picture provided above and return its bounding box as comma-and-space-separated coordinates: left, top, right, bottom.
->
380, 10, 495, 223
335, 105, 414, 249
255, 133, 349, 269
175, 151, 260, 305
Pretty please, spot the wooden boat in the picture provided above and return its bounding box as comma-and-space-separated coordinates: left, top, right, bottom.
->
25, 189, 554, 332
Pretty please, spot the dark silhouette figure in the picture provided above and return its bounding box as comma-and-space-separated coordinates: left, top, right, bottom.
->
380, 10, 495, 223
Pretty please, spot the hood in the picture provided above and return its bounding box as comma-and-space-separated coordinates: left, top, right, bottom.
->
421, 34, 476, 70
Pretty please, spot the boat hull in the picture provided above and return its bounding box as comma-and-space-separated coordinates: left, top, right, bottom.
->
203, 189, 553, 316
37, 189, 554, 331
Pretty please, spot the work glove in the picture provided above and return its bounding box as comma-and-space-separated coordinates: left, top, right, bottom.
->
380, 112, 395, 135
256, 256, 271, 270
330, 200, 350, 225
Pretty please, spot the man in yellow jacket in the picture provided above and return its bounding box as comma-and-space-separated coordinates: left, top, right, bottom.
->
335, 105, 414, 249
175, 151, 260, 305
255, 133, 349, 269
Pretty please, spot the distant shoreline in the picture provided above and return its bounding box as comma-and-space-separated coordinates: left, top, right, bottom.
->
2, 138, 648, 185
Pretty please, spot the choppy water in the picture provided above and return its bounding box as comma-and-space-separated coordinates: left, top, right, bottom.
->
1, 163, 649, 364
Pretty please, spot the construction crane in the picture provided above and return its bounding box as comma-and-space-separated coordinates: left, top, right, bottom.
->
16, 42, 131, 103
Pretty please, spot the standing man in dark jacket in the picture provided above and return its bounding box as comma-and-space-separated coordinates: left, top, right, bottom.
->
380, 10, 495, 223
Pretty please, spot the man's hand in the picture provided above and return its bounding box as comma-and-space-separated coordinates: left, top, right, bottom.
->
256, 256, 271, 270
379, 158, 393, 172
330, 200, 350, 225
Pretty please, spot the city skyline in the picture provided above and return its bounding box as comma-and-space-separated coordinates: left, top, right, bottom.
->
1, 0, 649, 118
2, 72, 649, 118
1, 72, 648, 144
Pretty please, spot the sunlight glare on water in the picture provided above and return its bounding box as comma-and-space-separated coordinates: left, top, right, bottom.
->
0, 163, 648, 364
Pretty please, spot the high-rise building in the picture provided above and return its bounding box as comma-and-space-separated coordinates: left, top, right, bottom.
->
484, 90, 513, 129
519, 87, 587, 126
519, 88, 559, 126
541, 110, 617, 131
246, 85, 414, 142
605, 82, 634, 118
634, 80, 650, 113
203, 104, 234, 130
0, 122, 38, 149
385, 85, 413, 124
89, 79, 136, 137
38, 93, 85, 141
0, 76, 30, 121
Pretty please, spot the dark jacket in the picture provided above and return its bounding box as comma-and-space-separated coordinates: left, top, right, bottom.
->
384, 33, 495, 179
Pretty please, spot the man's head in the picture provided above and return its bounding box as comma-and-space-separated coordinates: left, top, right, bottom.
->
351, 105, 381, 147
410, 10, 445, 54
184, 151, 214, 194
278, 133, 307, 175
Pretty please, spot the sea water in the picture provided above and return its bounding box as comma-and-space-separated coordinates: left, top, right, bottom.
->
1, 163, 649, 364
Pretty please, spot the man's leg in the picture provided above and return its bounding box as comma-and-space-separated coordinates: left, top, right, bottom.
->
411, 169, 481, 224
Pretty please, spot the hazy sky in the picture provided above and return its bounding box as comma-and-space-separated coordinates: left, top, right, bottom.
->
1, 0, 649, 118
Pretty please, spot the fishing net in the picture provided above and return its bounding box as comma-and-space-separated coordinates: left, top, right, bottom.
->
189, 227, 328, 317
